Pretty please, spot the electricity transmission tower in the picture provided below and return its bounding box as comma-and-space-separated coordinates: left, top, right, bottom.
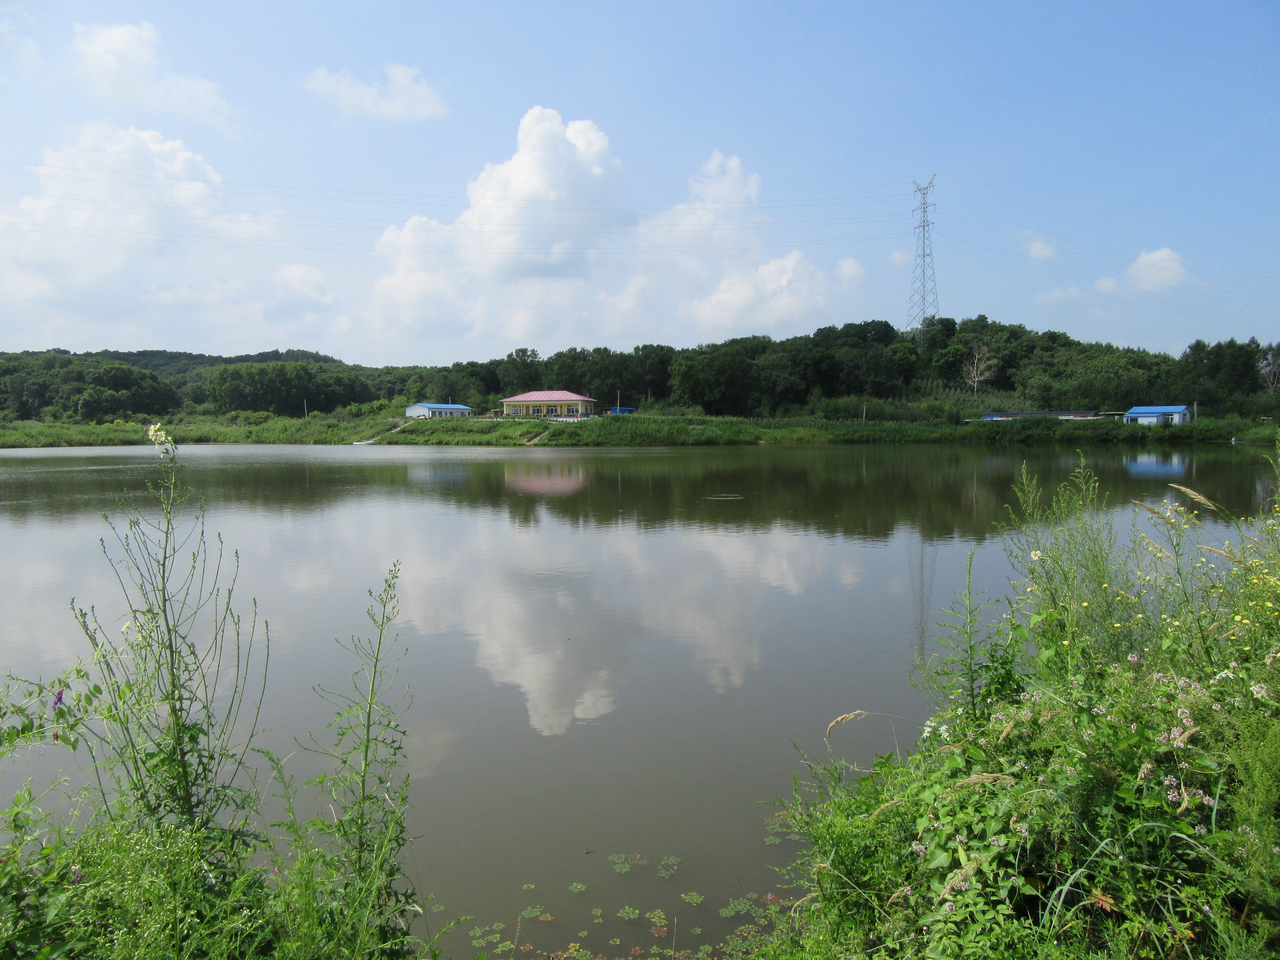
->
908, 175, 939, 329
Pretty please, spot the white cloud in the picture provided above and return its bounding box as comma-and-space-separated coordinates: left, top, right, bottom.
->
1125, 247, 1188, 291
275, 264, 335, 304
73, 23, 230, 124
1095, 276, 1117, 293
836, 257, 865, 283
0, 123, 296, 350
0, 21, 42, 72
367, 112, 853, 351
0, 107, 864, 359
684, 250, 825, 330
689, 150, 760, 203
888, 249, 911, 266
1028, 237, 1054, 260
1034, 285, 1081, 304
304, 63, 448, 120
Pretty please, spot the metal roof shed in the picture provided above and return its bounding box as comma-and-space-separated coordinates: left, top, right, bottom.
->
1123, 405, 1191, 425
405, 402, 473, 418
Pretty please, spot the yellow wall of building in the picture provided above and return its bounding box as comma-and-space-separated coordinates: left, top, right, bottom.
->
503, 402, 594, 416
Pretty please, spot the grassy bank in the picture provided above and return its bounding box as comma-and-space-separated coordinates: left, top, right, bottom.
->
316, 413, 1280, 448
2, 411, 1276, 449
737, 457, 1280, 959
1, 436, 451, 958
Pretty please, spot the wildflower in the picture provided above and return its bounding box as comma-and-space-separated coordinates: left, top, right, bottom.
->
147, 423, 173, 448
1030, 551, 1042, 562
1171, 726, 1185, 739
1195, 825, 1207, 835
1252, 683, 1270, 698
1165, 775, 1178, 787
1168, 789, 1181, 803
1127, 653, 1140, 663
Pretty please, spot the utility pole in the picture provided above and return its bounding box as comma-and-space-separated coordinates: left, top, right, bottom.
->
908, 175, 939, 329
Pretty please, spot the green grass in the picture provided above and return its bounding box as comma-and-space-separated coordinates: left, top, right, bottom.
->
1, 412, 1275, 449
741, 454, 1280, 960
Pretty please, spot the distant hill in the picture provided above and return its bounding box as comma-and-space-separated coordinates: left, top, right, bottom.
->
83, 348, 343, 378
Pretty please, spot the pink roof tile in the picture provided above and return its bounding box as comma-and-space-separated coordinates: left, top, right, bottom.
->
501, 391, 596, 403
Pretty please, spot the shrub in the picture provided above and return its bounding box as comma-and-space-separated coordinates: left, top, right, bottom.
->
776, 453, 1280, 958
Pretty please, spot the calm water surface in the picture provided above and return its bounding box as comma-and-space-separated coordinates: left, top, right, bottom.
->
0, 443, 1272, 951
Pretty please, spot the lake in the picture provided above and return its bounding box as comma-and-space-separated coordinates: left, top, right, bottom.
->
0, 442, 1273, 953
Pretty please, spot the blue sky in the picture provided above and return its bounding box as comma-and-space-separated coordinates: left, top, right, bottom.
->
0, 1, 1275, 365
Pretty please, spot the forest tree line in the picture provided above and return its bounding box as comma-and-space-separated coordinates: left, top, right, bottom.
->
2, 315, 1278, 423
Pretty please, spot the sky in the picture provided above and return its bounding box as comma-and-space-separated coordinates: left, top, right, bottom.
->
0, 1, 1276, 366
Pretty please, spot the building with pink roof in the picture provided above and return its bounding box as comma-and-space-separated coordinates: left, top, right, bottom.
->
501, 390, 596, 417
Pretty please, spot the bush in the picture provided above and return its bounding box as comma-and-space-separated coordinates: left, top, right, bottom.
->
1, 430, 455, 957
772, 454, 1280, 958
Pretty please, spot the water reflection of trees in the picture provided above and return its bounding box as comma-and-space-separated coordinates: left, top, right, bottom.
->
0, 446, 1272, 541
406, 447, 1274, 543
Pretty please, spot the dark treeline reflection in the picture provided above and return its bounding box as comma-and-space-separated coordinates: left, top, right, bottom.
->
1, 445, 1273, 543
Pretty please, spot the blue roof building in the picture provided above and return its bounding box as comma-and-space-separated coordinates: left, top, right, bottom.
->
1123, 405, 1191, 425
405, 402, 473, 419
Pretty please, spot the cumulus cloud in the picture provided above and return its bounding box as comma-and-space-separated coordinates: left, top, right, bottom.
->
1125, 247, 1188, 291
366, 110, 860, 350
274, 264, 335, 304
888, 249, 911, 266
684, 250, 825, 330
73, 22, 230, 124
0, 123, 292, 349
365, 110, 861, 351
0, 106, 867, 358
836, 257, 865, 283
1095, 276, 1117, 293
1034, 285, 1081, 304
1028, 237, 1054, 260
375, 106, 623, 291
4, 124, 256, 285
0, 21, 42, 72
304, 63, 448, 120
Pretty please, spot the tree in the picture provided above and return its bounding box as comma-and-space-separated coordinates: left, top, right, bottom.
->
961, 342, 998, 395
498, 348, 543, 395
1260, 343, 1280, 395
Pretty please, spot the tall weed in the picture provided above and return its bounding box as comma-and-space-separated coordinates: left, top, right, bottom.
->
776, 448, 1280, 959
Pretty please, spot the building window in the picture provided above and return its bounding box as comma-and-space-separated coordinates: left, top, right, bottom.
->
567, 405, 578, 415
547, 405, 559, 416
532, 405, 542, 415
